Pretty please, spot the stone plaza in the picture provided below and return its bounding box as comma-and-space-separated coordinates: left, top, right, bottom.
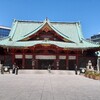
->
0, 71, 100, 100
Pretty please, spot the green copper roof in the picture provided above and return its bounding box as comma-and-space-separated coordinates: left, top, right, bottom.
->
0, 38, 99, 49
9, 19, 82, 43
0, 19, 99, 49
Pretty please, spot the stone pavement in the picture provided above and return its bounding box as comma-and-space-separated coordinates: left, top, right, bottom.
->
0, 72, 100, 100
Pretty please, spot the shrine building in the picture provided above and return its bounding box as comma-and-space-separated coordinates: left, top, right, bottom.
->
0, 19, 99, 70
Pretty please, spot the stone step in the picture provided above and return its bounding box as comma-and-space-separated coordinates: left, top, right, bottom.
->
18, 70, 76, 75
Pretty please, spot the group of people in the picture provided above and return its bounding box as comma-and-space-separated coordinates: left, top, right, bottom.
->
0, 62, 19, 75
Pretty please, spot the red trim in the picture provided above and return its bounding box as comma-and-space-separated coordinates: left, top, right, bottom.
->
9, 47, 86, 69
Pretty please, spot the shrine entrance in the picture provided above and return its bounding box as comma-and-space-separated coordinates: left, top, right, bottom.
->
38, 59, 54, 69
59, 60, 66, 70
68, 60, 76, 70
68, 55, 77, 70
35, 55, 56, 69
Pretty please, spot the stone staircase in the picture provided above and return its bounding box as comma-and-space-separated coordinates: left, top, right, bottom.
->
18, 70, 76, 75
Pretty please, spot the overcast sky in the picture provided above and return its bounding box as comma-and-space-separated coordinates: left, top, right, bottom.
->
0, 0, 100, 38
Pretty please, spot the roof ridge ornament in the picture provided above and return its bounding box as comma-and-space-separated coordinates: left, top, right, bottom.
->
44, 17, 50, 23
9, 37, 12, 41
46, 17, 48, 21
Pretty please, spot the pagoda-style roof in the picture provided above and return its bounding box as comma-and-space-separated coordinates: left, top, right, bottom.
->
0, 19, 99, 49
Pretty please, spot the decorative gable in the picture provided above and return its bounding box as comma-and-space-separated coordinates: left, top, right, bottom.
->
41, 23, 52, 32
20, 22, 73, 43
0, 19, 99, 49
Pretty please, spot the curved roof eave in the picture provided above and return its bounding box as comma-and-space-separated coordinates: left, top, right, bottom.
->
18, 19, 75, 43
16, 20, 47, 41
0, 40, 99, 49
46, 20, 75, 42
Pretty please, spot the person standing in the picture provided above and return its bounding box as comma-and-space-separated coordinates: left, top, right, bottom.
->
15, 65, 19, 75
0, 61, 2, 74
12, 63, 16, 74
0, 61, 4, 74
75, 64, 78, 75
48, 64, 51, 73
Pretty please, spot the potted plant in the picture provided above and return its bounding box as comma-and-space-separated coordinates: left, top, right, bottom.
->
94, 73, 100, 80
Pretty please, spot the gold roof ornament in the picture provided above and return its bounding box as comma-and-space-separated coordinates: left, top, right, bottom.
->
41, 44, 51, 46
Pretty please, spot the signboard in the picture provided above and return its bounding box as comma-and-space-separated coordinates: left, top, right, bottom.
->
25, 55, 32, 59
68, 56, 76, 60
59, 56, 66, 59
15, 55, 22, 59
36, 55, 56, 59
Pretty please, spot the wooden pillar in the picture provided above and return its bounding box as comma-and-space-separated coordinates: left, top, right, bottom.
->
32, 54, 35, 69
56, 56, 59, 70
22, 49, 25, 69
12, 49, 15, 64
56, 47, 59, 70
35, 59, 38, 69
32, 47, 36, 69
76, 50, 78, 68
66, 50, 68, 70
4, 49, 6, 64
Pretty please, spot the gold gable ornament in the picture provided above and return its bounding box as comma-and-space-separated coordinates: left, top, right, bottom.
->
42, 23, 52, 32
44, 27, 49, 32
41, 44, 51, 46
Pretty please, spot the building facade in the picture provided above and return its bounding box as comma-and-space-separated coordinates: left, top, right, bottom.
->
0, 26, 10, 39
0, 19, 99, 70
91, 34, 100, 71
91, 34, 100, 44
